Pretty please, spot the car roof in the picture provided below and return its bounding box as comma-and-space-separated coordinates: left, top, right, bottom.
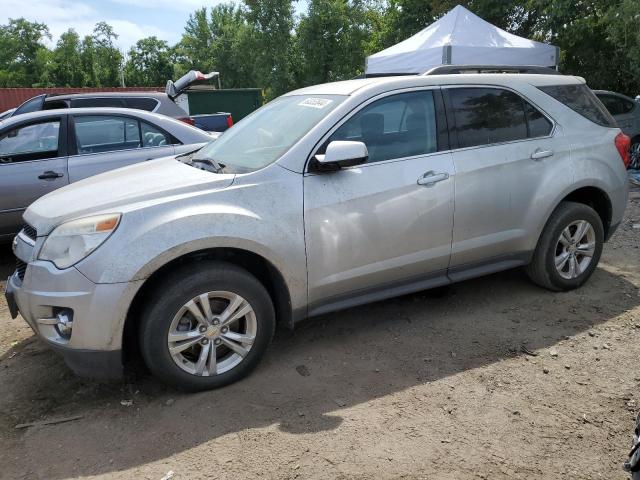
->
0, 107, 176, 127
285, 73, 585, 97
44, 91, 167, 100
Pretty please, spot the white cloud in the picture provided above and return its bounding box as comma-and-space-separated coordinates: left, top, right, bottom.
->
109, 0, 211, 11
0, 0, 183, 50
106, 20, 180, 50
0, 0, 309, 51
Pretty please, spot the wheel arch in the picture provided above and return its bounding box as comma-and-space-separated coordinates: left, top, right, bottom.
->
122, 247, 294, 362
560, 186, 613, 240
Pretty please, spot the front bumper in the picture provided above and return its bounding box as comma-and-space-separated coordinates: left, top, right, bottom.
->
6, 257, 142, 379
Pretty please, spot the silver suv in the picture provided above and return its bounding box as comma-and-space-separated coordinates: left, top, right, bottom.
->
5, 73, 630, 391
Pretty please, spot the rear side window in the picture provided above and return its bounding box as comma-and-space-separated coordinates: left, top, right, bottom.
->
449, 88, 552, 149
43, 99, 69, 110
71, 97, 125, 108
621, 98, 636, 114
124, 97, 159, 111
449, 88, 527, 148
141, 122, 170, 146
539, 84, 616, 127
74, 115, 141, 154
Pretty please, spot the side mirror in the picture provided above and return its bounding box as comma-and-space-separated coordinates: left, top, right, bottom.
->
314, 141, 368, 171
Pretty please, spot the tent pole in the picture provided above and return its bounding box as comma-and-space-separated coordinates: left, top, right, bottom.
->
442, 44, 453, 65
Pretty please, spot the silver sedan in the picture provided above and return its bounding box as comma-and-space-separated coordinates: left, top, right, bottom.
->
0, 107, 213, 241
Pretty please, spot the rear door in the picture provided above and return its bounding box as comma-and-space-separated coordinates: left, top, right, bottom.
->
67, 114, 176, 182
0, 116, 69, 236
444, 86, 570, 277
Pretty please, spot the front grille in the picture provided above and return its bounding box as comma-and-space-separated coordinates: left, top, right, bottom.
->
22, 224, 37, 242
16, 259, 27, 281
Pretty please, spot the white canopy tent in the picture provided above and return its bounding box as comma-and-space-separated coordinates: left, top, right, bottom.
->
365, 5, 558, 75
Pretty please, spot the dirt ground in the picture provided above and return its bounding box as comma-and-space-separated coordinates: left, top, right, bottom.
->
0, 190, 639, 480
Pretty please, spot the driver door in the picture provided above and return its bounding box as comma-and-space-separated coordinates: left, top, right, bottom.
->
0, 116, 69, 237
303, 89, 455, 315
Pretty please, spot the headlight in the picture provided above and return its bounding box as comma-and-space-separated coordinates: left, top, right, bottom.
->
39, 214, 121, 269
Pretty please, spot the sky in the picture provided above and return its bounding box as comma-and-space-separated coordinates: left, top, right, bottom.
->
0, 0, 308, 52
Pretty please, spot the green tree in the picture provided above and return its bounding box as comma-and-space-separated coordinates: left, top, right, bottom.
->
606, 0, 640, 94
80, 34, 99, 86
208, 4, 258, 88
533, 0, 632, 93
32, 47, 55, 87
51, 29, 85, 87
245, 0, 296, 98
179, 8, 214, 73
92, 21, 123, 86
0, 18, 51, 86
1, 2, 640, 96
296, 0, 372, 84
125, 36, 174, 86
177, 4, 257, 88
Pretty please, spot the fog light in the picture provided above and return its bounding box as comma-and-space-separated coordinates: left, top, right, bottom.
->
55, 310, 73, 338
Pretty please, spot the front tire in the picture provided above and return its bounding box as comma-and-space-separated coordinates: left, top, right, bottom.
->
139, 261, 275, 391
526, 201, 604, 291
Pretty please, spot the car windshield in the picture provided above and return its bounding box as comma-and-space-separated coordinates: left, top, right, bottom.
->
194, 94, 345, 173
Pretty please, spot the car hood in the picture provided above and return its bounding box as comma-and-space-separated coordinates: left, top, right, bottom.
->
24, 156, 235, 236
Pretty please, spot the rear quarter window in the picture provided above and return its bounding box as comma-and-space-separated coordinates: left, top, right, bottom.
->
124, 97, 159, 111
71, 98, 125, 108
539, 84, 616, 128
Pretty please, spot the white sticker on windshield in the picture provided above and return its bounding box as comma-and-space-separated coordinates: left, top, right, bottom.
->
299, 98, 333, 109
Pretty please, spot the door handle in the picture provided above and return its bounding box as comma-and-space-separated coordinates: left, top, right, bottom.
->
38, 171, 63, 180
530, 150, 554, 160
417, 171, 449, 187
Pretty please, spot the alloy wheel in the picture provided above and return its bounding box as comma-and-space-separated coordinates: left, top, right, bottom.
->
554, 220, 596, 280
167, 291, 257, 376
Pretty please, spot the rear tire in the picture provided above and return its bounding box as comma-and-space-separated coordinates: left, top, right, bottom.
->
526, 202, 603, 291
139, 261, 275, 391
630, 140, 640, 170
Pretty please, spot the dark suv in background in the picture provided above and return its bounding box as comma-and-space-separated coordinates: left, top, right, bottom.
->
7, 70, 236, 133
594, 90, 640, 168
9, 91, 190, 122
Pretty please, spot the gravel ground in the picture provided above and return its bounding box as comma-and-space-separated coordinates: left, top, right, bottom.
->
0, 187, 638, 480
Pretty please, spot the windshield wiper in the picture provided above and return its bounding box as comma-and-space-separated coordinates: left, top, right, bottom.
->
176, 148, 201, 162
178, 152, 226, 173
191, 156, 226, 173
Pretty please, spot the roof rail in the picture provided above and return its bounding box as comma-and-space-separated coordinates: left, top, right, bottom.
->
356, 72, 419, 79
423, 65, 561, 76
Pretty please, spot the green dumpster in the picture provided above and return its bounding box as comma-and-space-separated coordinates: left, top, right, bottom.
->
185, 88, 263, 121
